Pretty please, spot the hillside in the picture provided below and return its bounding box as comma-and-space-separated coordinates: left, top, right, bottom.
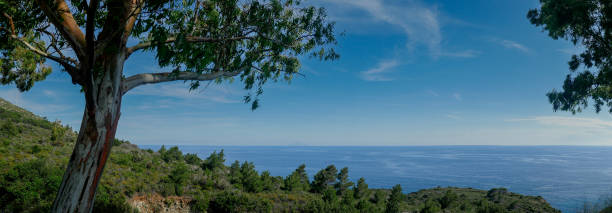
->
0, 98, 561, 213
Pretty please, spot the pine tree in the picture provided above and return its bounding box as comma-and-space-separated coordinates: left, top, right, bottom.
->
335, 167, 354, 196
311, 165, 337, 193
386, 184, 403, 213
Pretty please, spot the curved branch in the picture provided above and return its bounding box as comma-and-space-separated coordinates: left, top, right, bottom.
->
11, 35, 80, 81
125, 35, 253, 58
35, 0, 87, 61
121, 68, 246, 95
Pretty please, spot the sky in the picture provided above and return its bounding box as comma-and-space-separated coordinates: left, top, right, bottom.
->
3, 0, 612, 146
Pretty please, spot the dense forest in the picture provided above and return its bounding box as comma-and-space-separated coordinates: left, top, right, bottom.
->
0, 98, 565, 212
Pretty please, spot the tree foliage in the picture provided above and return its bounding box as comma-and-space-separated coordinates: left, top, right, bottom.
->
284, 164, 310, 191
386, 184, 403, 213
0, 0, 339, 109
529, 0, 612, 113
335, 167, 354, 196
311, 164, 337, 194
202, 149, 225, 171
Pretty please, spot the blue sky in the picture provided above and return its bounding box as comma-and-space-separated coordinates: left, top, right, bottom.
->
3, 0, 612, 146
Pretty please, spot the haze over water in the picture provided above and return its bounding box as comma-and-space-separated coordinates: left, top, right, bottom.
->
141, 145, 612, 212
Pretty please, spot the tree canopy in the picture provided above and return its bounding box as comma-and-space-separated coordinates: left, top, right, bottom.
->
529, 0, 612, 113
0, 0, 338, 109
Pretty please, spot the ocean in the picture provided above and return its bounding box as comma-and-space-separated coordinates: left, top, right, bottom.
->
139, 145, 612, 212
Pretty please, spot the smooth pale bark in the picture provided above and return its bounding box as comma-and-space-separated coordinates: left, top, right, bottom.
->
51, 51, 125, 213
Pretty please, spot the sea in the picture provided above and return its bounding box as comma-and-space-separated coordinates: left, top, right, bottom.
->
139, 145, 612, 212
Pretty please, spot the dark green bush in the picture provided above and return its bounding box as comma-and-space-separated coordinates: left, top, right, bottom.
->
0, 159, 63, 212
208, 191, 272, 213
201, 150, 225, 171
184, 153, 201, 165
94, 185, 138, 213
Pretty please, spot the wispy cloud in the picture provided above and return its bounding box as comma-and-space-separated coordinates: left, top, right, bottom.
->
506, 116, 612, 129
498, 39, 530, 53
322, 0, 475, 59
360, 59, 399, 81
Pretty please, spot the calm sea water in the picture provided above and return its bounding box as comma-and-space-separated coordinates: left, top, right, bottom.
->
139, 145, 612, 212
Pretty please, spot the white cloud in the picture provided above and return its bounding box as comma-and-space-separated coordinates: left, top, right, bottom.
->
360, 59, 399, 81
507, 116, 612, 129
499, 39, 529, 52
452, 93, 462, 101
323, 0, 474, 58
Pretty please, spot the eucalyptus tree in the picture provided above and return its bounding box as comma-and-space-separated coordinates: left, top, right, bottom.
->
529, 0, 612, 113
0, 0, 338, 212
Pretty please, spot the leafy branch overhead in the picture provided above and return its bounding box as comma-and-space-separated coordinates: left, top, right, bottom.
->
529, 0, 612, 113
0, 0, 339, 109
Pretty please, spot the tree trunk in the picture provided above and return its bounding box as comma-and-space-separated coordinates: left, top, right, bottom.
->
51, 51, 125, 213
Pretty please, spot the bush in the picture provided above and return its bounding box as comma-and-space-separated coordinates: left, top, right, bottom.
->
283, 164, 310, 192
421, 199, 442, 213
0, 159, 63, 212
208, 191, 272, 213
161, 146, 183, 163
386, 184, 403, 213
166, 163, 189, 196
439, 190, 458, 209
190, 193, 210, 213
184, 153, 201, 165
93, 185, 138, 213
1, 121, 19, 137
311, 165, 337, 193
201, 150, 225, 171
50, 121, 66, 142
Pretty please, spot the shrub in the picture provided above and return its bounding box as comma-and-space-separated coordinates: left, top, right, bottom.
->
439, 190, 458, 209
166, 163, 189, 196
1, 121, 19, 137
161, 146, 183, 163
184, 153, 201, 165
0, 159, 63, 212
283, 164, 310, 192
93, 185, 138, 213
208, 191, 272, 213
421, 199, 442, 213
386, 184, 403, 213
190, 192, 210, 213
201, 150, 225, 171
311, 165, 337, 193
50, 122, 66, 142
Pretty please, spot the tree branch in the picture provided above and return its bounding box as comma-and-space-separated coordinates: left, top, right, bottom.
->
35, 0, 87, 61
84, 0, 100, 71
125, 35, 254, 58
11, 35, 80, 81
95, 0, 144, 57
2, 13, 15, 34
121, 68, 247, 95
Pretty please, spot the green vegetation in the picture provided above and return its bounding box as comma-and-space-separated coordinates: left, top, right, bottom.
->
529, 0, 612, 113
0, 98, 562, 212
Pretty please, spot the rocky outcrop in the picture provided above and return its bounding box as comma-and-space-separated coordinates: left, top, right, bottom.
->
129, 194, 192, 213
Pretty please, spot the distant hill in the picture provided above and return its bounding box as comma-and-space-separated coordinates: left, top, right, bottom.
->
0, 97, 561, 213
